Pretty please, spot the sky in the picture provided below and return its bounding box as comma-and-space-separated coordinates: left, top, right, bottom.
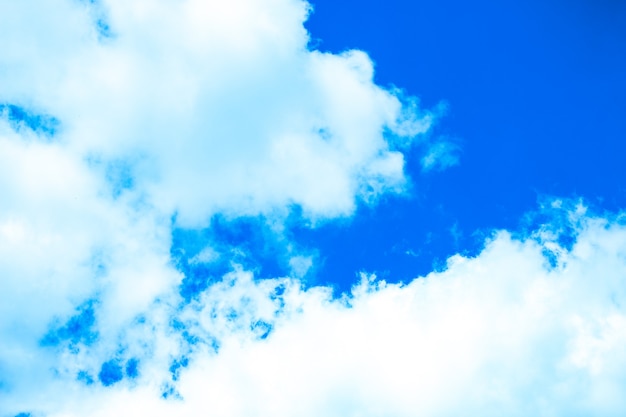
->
1, 1, 625, 416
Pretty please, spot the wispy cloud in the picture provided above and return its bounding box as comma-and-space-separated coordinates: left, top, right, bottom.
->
421, 139, 461, 172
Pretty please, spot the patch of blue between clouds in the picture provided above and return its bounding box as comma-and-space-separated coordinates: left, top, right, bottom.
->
98, 359, 124, 387
171, 215, 293, 302
269, 283, 287, 310
97, 357, 140, 387
125, 357, 140, 379
513, 199, 596, 270
161, 383, 182, 400
77, 370, 95, 386
38, 298, 145, 388
40, 299, 98, 349
163, 321, 218, 392
251, 320, 272, 340
169, 356, 189, 382
155, 281, 282, 396
170, 318, 206, 349
73, 356, 139, 387
0, 104, 60, 137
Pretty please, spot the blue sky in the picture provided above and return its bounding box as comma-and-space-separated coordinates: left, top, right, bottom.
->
301, 0, 626, 289
1, 1, 626, 416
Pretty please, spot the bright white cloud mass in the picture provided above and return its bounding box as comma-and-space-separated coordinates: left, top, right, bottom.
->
1, 1, 626, 416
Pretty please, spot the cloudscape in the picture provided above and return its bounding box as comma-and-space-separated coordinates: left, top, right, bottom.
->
1, 1, 626, 416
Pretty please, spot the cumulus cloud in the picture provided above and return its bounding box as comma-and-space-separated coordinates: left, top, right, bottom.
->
0, 0, 435, 411
3, 1, 626, 417
5, 205, 626, 416
0, 0, 434, 225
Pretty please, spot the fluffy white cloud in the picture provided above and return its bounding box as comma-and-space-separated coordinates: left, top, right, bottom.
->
3, 1, 626, 417
0, 0, 433, 225
0, 0, 432, 403
4, 206, 626, 417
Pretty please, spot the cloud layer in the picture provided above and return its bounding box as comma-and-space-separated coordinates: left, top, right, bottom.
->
1, 0, 432, 225
5, 203, 626, 417
2, 1, 626, 417
1, 0, 432, 412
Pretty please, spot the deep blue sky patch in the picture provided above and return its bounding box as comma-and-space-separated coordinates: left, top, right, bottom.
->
125, 358, 140, 379
98, 359, 124, 387
301, 0, 626, 291
0, 104, 60, 137
41, 299, 98, 348
172, 215, 296, 300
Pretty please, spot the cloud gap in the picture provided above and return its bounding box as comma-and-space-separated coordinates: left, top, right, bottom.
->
40, 299, 99, 349
0, 104, 60, 138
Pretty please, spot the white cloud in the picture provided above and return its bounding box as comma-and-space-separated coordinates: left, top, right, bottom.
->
3, 207, 626, 416
0, 0, 433, 404
0, 0, 434, 225
421, 139, 461, 172
288, 254, 314, 278
3, 1, 626, 417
